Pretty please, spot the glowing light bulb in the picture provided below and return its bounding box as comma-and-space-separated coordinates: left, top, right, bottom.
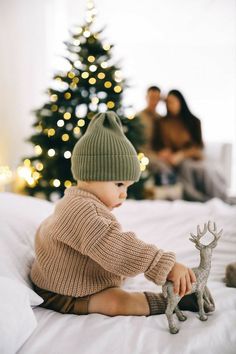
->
73, 77, 79, 84
48, 129, 55, 137
92, 97, 99, 104
34, 145, 42, 155
64, 180, 72, 188
32, 171, 40, 180
50, 94, 58, 102
62, 134, 69, 141
64, 92, 71, 99
89, 65, 97, 72
73, 127, 81, 135
101, 62, 108, 69
35, 125, 42, 133
68, 72, 75, 79
36, 162, 44, 171
104, 81, 112, 88
98, 103, 107, 112
103, 43, 110, 51
141, 157, 149, 165
114, 70, 122, 82
114, 85, 122, 93
97, 72, 105, 79
70, 83, 77, 89
84, 30, 90, 37
74, 60, 82, 69
82, 72, 89, 79
89, 77, 96, 84
88, 55, 95, 63
77, 119, 85, 127
48, 149, 55, 157
64, 151, 71, 159
75, 27, 82, 34
57, 119, 64, 127
138, 153, 144, 160
53, 179, 61, 187
64, 112, 71, 120
107, 101, 115, 109
23, 159, 31, 167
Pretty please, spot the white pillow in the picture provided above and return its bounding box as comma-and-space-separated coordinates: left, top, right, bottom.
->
0, 276, 38, 354
0, 193, 53, 306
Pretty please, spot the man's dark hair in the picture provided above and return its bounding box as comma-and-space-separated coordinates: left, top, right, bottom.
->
147, 86, 161, 93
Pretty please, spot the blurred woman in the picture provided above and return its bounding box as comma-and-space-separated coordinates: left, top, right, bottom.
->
151, 89, 227, 202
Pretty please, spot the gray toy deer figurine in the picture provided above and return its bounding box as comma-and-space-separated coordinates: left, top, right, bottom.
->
162, 221, 222, 334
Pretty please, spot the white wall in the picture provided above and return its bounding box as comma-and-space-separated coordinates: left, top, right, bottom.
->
0, 0, 236, 188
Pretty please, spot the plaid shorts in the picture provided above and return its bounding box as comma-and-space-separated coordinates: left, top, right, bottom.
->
33, 284, 90, 315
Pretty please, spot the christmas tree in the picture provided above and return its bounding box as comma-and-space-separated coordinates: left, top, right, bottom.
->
23, 1, 148, 201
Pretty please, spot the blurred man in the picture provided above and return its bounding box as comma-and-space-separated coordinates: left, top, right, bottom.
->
136, 86, 162, 161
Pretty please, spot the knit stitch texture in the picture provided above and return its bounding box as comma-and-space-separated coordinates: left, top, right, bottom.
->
31, 187, 175, 297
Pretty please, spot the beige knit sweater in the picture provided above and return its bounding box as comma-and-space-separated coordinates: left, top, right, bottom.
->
30, 187, 176, 297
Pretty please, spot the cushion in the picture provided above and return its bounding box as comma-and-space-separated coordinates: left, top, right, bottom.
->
0, 193, 53, 306
0, 276, 38, 354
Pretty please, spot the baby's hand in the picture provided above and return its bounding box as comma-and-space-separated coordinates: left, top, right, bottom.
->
167, 262, 196, 297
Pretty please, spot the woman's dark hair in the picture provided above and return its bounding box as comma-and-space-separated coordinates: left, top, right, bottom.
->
166, 89, 203, 147
167, 89, 194, 121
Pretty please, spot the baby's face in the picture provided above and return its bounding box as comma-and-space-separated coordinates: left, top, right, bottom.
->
84, 181, 134, 210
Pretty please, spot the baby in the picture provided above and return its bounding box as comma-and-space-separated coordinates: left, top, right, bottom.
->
31, 111, 213, 316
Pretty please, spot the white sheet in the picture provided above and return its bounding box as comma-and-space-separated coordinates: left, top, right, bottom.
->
1, 194, 235, 354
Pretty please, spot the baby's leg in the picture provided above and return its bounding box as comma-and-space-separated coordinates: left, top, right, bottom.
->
88, 288, 166, 316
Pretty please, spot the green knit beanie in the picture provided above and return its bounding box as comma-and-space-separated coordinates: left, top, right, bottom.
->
71, 111, 141, 182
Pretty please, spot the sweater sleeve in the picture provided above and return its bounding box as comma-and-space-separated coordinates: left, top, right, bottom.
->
80, 214, 176, 286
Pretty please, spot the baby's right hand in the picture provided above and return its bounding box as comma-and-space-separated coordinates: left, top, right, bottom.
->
167, 262, 196, 297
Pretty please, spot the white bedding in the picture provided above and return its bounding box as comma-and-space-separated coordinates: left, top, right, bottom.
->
0, 193, 236, 354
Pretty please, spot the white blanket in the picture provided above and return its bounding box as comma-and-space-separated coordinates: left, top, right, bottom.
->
0, 193, 235, 354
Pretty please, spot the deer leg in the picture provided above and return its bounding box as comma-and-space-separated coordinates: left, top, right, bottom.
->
175, 305, 187, 321
165, 297, 180, 334
196, 291, 208, 321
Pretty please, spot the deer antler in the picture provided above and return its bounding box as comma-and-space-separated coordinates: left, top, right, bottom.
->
189, 223, 208, 249
207, 221, 222, 248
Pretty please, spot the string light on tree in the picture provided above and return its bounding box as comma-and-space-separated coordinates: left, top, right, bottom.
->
62, 134, 69, 141
48, 149, 55, 157
50, 94, 58, 102
77, 119, 85, 127
64, 180, 72, 188
64, 112, 71, 120
82, 72, 89, 79
52, 179, 61, 187
36, 162, 44, 171
88, 55, 95, 63
89, 65, 97, 72
101, 62, 108, 69
48, 129, 55, 137
64, 92, 71, 99
97, 72, 105, 79
64, 151, 71, 159
35, 145, 42, 155
57, 120, 65, 127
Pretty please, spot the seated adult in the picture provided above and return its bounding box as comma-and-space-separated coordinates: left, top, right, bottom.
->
136, 86, 164, 165
150, 89, 228, 202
